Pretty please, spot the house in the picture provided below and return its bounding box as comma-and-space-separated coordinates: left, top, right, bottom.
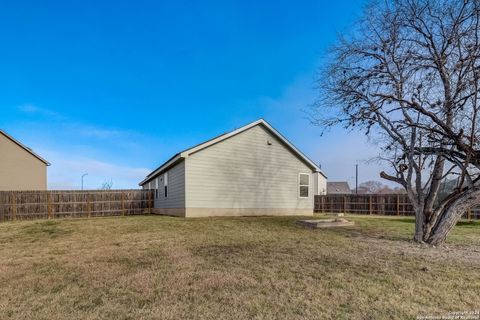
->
0, 130, 50, 191
139, 119, 327, 217
327, 182, 352, 194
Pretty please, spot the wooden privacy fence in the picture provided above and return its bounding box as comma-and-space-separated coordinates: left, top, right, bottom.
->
0, 190, 154, 222
315, 194, 413, 215
314, 194, 480, 219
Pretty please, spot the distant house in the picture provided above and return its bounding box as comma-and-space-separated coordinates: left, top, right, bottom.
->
139, 119, 327, 217
327, 182, 352, 194
0, 130, 50, 191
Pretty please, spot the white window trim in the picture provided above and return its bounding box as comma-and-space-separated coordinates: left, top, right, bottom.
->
298, 173, 310, 198
164, 172, 168, 198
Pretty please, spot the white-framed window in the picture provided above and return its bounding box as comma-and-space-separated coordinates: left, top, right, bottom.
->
155, 178, 159, 199
164, 172, 168, 198
299, 173, 310, 198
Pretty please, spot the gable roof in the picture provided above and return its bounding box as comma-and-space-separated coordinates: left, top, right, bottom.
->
139, 119, 326, 186
327, 182, 352, 194
0, 130, 51, 166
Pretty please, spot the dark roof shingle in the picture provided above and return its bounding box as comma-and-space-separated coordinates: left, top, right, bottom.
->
327, 182, 352, 194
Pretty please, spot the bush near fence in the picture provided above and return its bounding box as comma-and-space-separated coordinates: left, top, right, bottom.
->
314, 194, 480, 219
0, 190, 154, 222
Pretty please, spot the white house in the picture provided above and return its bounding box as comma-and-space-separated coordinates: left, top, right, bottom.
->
139, 119, 327, 217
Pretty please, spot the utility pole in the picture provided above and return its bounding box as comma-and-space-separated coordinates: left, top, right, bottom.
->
355, 164, 358, 194
81, 173, 88, 190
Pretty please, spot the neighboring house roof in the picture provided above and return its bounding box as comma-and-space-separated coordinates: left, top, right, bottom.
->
327, 182, 352, 194
0, 129, 50, 166
140, 119, 326, 186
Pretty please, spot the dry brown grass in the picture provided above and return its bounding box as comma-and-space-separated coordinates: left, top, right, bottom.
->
0, 215, 479, 319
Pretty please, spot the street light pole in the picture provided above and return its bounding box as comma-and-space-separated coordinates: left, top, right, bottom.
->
81, 173, 88, 190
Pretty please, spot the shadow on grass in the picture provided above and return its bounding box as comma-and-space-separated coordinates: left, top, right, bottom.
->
304, 215, 415, 242
20, 220, 73, 241
314, 215, 480, 244
456, 220, 480, 227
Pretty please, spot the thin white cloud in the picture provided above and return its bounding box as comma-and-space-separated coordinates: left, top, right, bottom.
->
18, 104, 63, 118
42, 149, 150, 189
11, 104, 155, 189
17, 103, 144, 147
68, 123, 138, 140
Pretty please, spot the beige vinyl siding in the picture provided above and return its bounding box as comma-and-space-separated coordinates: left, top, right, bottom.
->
185, 125, 314, 210
152, 161, 185, 208
0, 133, 47, 191
313, 172, 327, 195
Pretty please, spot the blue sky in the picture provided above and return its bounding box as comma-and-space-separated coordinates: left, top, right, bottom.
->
0, 0, 380, 189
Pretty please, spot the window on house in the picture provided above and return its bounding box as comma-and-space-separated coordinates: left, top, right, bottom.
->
155, 178, 159, 199
299, 173, 310, 198
164, 172, 168, 198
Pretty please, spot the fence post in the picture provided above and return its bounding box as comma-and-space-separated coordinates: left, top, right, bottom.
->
121, 192, 125, 216
10, 192, 17, 221
87, 194, 91, 218
0, 193, 3, 222
47, 192, 53, 219
369, 196, 372, 215
396, 194, 400, 216
148, 191, 152, 214
343, 196, 347, 214
468, 208, 472, 220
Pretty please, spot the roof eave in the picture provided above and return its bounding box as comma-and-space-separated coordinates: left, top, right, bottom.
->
314, 170, 328, 179
257, 120, 327, 176
181, 119, 327, 176
139, 118, 328, 185
138, 154, 184, 186
0, 130, 50, 166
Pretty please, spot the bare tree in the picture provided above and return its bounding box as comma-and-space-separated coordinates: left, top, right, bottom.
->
100, 180, 113, 190
357, 181, 404, 194
312, 0, 480, 244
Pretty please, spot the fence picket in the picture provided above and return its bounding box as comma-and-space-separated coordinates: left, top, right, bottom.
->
0, 190, 153, 222
314, 194, 479, 219
11, 192, 17, 221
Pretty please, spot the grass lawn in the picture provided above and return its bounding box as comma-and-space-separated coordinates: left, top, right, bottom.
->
0, 215, 479, 320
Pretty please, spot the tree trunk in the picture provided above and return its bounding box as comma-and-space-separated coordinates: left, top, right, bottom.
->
414, 207, 425, 242
426, 208, 463, 245
426, 187, 480, 245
